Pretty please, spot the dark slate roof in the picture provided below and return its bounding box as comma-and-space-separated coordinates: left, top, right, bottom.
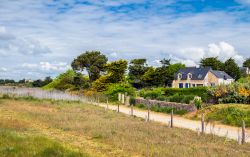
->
174, 67, 211, 80
210, 70, 233, 79
174, 67, 234, 80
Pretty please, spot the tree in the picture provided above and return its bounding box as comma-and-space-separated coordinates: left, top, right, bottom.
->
166, 63, 185, 82
243, 58, 250, 68
92, 60, 128, 91
128, 58, 149, 88
224, 58, 241, 80
141, 67, 157, 87
105, 60, 128, 83
71, 51, 108, 85
200, 57, 224, 70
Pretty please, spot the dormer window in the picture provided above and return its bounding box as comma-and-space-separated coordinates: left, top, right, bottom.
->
188, 73, 192, 79
178, 73, 182, 80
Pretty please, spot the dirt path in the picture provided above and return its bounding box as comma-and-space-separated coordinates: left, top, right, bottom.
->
95, 102, 250, 143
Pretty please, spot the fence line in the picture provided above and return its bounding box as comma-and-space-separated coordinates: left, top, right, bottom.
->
0, 87, 88, 102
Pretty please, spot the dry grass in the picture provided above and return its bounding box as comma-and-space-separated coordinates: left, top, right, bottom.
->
0, 98, 250, 157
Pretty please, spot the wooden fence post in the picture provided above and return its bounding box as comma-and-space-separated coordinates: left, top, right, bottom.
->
106, 97, 109, 110
170, 109, 173, 128
131, 104, 134, 116
201, 113, 205, 134
242, 120, 246, 144
117, 103, 120, 113
147, 105, 150, 122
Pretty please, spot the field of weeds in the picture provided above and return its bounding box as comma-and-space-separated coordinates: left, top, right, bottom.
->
0, 97, 250, 157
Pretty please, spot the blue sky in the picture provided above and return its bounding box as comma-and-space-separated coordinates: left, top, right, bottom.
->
0, 0, 250, 80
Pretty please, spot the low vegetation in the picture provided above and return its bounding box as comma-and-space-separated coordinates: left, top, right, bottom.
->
0, 98, 250, 157
187, 104, 250, 127
0, 129, 87, 157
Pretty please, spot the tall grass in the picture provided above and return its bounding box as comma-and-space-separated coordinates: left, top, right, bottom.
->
0, 99, 249, 157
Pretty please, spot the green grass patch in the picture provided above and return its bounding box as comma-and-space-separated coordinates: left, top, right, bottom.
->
135, 103, 188, 115
0, 129, 88, 157
205, 104, 250, 127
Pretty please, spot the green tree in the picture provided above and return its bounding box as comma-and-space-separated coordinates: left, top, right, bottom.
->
105, 60, 128, 83
224, 58, 241, 80
243, 58, 250, 68
141, 67, 157, 87
128, 58, 149, 88
92, 60, 128, 91
71, 51, 108, 85
200, 57, 224, 70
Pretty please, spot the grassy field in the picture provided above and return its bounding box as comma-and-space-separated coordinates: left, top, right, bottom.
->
0, 98, 250, 157
186, 104, 250, 127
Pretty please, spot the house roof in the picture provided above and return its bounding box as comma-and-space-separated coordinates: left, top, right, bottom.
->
210, 70, 233, 80
174, 67, 233, 80
175, 67, 211, 80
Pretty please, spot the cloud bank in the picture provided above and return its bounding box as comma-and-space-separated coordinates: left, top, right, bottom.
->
0, 0, 249, 79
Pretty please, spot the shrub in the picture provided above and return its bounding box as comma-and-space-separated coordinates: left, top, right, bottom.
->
168, 94, 183, 103
136, 103, 146, 109
43, 70, 89, 91
105, 83, 135, 101
164, 87, 208, 101
208, 82, 250, 104
206, 106, 250, 127
139, 88, 165, 99
181, 95, 195, 104
194, 99, 203, 110
150, 104, 188, 115
129, 96, 136, 105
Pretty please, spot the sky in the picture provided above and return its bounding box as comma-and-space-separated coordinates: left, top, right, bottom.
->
0, 0, 250, 80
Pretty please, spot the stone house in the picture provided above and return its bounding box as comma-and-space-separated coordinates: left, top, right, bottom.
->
172, 67, 234, 88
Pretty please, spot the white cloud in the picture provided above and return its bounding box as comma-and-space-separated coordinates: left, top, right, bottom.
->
22, 62, 70, 72
109, 52, 118, 58
173, 41, 245, 66
0, 1, 249, 79
0, 67, 7, 72
0, 26, 51, 56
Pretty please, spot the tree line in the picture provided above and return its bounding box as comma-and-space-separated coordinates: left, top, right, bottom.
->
68, 51, 249, 91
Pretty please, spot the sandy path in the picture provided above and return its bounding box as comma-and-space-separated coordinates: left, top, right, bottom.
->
95, 102, 249, 143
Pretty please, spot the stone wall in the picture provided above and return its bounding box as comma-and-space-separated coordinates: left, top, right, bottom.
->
135, 98, 197, 112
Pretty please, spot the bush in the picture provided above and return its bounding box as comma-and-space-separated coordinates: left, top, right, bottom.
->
206, 106, 250, 127
164, 87, 208, 101
168, 94, 183, 103
150, 104, 188, 115
139, 88, 165, 99
181, 95, 195, 104
136, 103, 146, 109
208, 82, 250, 104
139, 87, 208, 102
129, 97, 136, 105
105, 83, 135, 101
43, 70, 90, 91
194, 99, 203, 110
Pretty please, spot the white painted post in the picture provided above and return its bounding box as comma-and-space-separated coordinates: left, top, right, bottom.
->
118, 93, 121, 102
242, 120, 246, 144
125, 96, 130, 106
121, 94, 125, 104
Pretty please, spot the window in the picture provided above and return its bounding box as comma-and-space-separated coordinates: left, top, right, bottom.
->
198, 74, 202, 79
178, 73, 182, 80
192, 84, 196, 87
185, 83, 189, 88
211, 83, 216, 86
188, 73, 192, 79
179, 83, 183, 88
